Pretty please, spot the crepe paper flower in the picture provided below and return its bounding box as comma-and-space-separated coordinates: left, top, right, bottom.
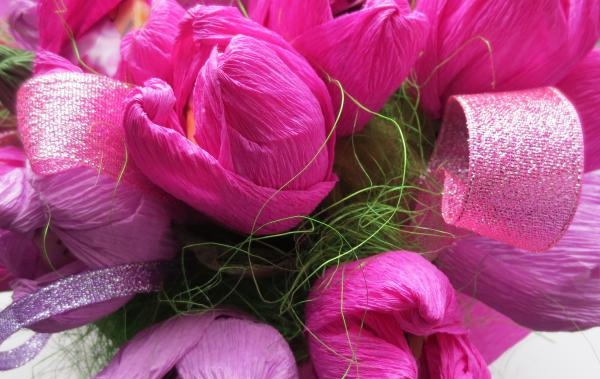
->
558, 49, 600, 173
0, 265, 12, 291
248, 0, 429, 136
305, 251, 490, 379
330, 0, 364, 15
116, 0, 185, 84
457, 294, 529, 364
0, 151, 158, 332
0, 71, 178, 332
414, 0, 600, 118
6, 0, 37, 50
18, 0, 183, 79
124, 6, 337, 235
95, 311, 299, 379
437, 170, 600, 331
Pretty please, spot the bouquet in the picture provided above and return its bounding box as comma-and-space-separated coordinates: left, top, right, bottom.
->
0, 0, 598, 378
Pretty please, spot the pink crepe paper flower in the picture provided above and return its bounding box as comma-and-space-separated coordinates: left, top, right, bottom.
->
95, 311, 299, 379
306, 251, 490, 379
123, 6, 337, 235
437, 170, 600, 331
13, 0, 185, 79
414, 0, 600, 119
248, 0, 429, 136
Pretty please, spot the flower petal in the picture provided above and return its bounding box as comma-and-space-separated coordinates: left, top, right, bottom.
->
32, 167, 176, 268
306, 251, 490, 379
95, 312, 298, 379
193, 35, 333, 190
437, 170, 600, 331
117, 0, 186, 84
38, 0, 122, 52
171, 5, 289, 116
293, 0, 429, 135
415, 0, 600, 117
7, 0, 38, 50
0, 146, 44, 233
558, 49, 600, 173
176, 316, 298, 379
457, 294, 529, 364
34, 50, 84, 75
247, 0, 332, 41
124, 79, 336, 234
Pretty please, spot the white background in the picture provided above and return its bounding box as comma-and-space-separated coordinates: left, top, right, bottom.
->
1, 292, 600, 378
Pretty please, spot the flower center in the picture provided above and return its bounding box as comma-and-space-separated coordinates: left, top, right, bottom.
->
113, 0, 151, 35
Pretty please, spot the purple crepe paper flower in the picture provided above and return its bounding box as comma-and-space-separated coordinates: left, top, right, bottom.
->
95, 311, 299, 379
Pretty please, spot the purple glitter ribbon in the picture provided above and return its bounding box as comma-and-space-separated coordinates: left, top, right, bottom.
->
0, 261, 166, 370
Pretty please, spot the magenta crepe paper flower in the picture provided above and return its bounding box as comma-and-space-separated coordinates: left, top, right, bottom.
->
414, 0, 600, 118
123, 5, 337, 235
305, 251, 490, 379
95, 312, 299, 379
248, 0, 429, 136
413, 0, 600, 332
12, 0, 183, 79
437, 170, 600, 331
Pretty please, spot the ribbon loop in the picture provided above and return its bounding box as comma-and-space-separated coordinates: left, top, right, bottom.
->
0, 262, 167, 370
430, 87, 583, 251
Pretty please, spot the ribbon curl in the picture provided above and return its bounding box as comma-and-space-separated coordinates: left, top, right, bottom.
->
427, 87, 583, 252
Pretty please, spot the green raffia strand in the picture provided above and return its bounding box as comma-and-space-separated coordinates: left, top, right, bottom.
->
0, 45, 33, 113
63, 83, 442, 377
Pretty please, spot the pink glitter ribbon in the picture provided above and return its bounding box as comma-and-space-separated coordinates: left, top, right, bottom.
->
429, 87, 583, 251
17, 72, 154, 192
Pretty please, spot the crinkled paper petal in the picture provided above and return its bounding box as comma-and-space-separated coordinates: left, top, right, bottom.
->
294, 0, 429, 135
247, 0, 332, 41
558, 49, 600, 173
125, 78, 336, 235
306, 251, 489, 379
415, 0, 600, 117
117, 0, 186, 84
